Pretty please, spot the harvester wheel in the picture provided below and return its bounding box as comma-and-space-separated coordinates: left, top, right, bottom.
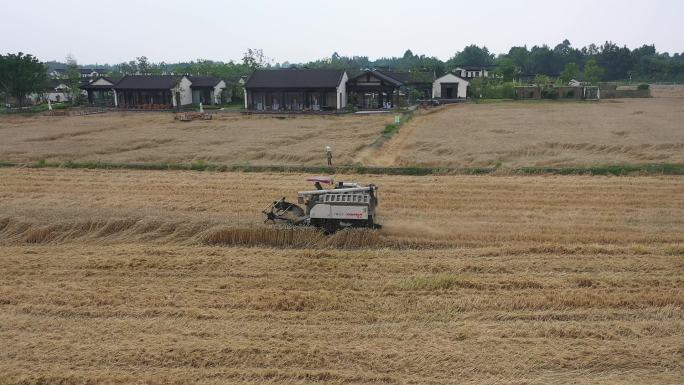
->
323, 220, 338, 235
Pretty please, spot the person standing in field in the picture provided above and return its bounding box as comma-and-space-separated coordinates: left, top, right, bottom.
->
326, 146, 333, 167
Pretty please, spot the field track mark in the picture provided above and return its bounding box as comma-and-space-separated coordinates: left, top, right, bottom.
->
355, 105, 459, 167
356, 114, 423, 167
24, 125, 127, 142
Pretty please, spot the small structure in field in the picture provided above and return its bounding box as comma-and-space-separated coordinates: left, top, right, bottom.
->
514, 85, 599, 101
174, 112, 213, 121
188, 76, 228, 105
432, 71, 470, 100
599, 84, 650, 99
244, 69, 348, 111
514, 85, 542, 99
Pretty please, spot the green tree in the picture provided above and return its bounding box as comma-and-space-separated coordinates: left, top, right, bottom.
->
495, 58, 518, 82
559, 62, 579, 83
65, 54, 82, 105
448, 45, 495, 67
583, 59, 604, 84
534, 74, 551, 88
0, 52, 48, 107
242, 48, 268, 69
136, 56, 150, 74
507, 46, 531, 74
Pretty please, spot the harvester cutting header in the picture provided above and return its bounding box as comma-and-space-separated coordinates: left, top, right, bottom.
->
263, 177, 381, 233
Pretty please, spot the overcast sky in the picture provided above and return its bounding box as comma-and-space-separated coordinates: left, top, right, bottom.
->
2, 0, 682, 65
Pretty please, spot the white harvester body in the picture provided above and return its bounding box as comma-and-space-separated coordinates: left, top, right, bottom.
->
263, 178, 380, 233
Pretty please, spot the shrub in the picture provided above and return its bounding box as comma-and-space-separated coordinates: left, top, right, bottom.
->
637, 83, 650, 90
190, 159, 207, 171
383, 123, 397, 134
542, 89, 558, 99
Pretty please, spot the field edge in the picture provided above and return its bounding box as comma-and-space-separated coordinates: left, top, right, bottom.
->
2, 160, 684, 176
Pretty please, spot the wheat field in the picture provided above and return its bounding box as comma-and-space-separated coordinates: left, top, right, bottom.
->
362, 98, 684, 168
1, 168, 682, 384
0, 112, 392, 166
2, 96, 684, 170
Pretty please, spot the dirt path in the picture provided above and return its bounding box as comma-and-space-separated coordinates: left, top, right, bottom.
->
355, 105, 455, 167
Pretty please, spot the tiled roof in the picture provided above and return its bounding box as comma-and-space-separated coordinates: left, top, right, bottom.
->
113, 75, 182, 90
245, 69, 345, 89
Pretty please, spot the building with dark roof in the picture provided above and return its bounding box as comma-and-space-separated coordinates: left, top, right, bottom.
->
42, 79, 71, 103
80, 76, 121, 105
112, 75, 192, 108
188, 76, 228, 105
346, 69, 433, 109
244, 69, 348, 111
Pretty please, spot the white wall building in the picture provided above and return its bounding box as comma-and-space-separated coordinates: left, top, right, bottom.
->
189, 77, 228, 105
112, 75, 193, 108
432, 72, 470, 99
244, 69, 348, 111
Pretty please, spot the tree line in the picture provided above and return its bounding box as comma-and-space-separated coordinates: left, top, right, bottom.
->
305, 40, 684, 82
3, 41, 684, 106
41, 40, 684, 83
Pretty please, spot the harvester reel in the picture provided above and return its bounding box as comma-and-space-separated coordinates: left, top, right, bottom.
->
263, 198, 306, 224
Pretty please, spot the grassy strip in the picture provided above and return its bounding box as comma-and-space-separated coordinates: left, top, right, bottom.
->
369, 109, 415, 148
1, 160, 683, 176
515, 164, 684, 175
2, 103, 70, 114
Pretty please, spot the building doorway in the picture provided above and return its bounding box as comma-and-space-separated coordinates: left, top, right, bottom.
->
441, 83, 460, 99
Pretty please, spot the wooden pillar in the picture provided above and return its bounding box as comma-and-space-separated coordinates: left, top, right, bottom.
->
378, 85, 384, 109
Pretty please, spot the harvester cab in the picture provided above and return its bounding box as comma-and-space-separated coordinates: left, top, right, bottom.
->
263, 177, 381, 233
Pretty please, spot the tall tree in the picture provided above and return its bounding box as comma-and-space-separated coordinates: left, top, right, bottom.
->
528, 45, 558, 75
583, 59, 605, 84
597, 41, 633, 80
495, 58, 518, 82
507, 46, 531, 74
559, 62, 579, 83
136, 56, 150, 74
448, 45, 495, 67
0, 52, 48, 107
242, 49, 269, 69
65, 54, 81, 105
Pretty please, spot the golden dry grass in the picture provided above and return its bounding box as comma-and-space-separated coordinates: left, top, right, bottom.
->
0, 112, 392, 166
364, 97, 684, 168
0, 168, 682, 384
2, 96, 684, 170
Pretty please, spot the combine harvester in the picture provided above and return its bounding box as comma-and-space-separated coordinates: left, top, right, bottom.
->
263, 177, 381, 234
